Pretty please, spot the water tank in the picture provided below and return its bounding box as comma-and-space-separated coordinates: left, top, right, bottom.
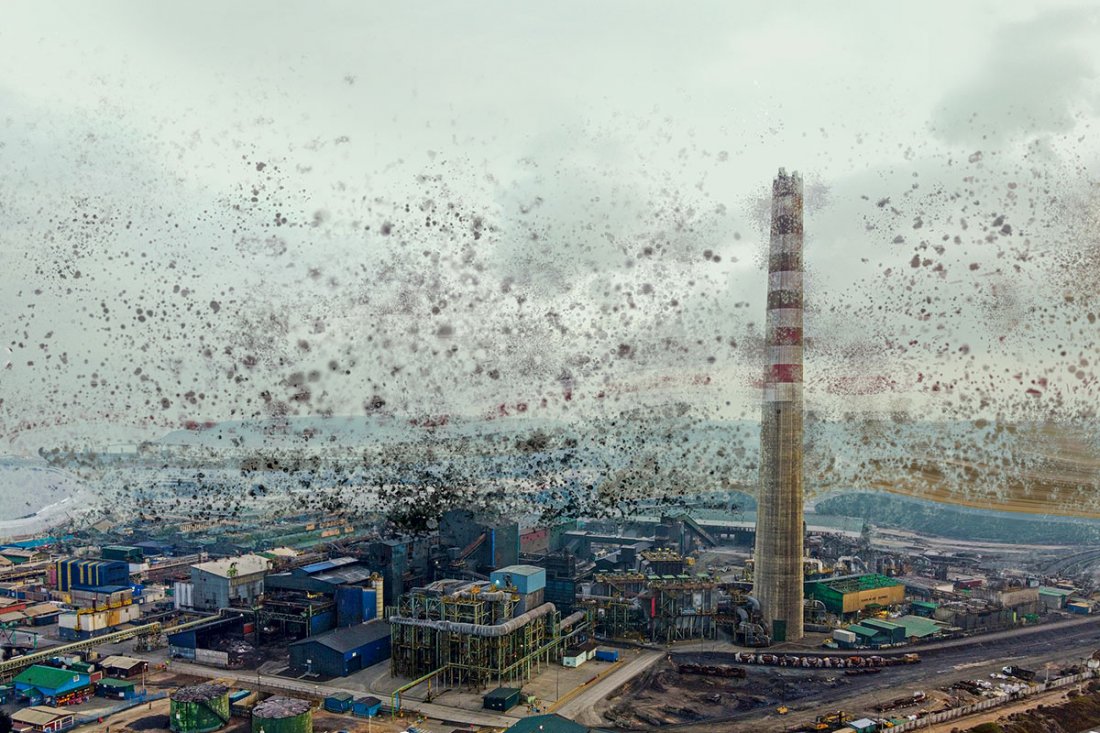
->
251, 695, 313, 733
170, 683, 230, 733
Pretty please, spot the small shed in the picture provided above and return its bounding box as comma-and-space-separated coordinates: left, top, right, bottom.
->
483, 686, 522, 712
352, 695, 382, 718
23, 604, 64, 626
850, 719, 878, 733
323, 691, 354, 713
97, 678, 138, 699
10, 705, 75, 732
99, 655, 148, 679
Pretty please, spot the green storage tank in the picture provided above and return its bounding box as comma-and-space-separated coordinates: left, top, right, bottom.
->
170, 683, 231, 733
251, 696, 313, 733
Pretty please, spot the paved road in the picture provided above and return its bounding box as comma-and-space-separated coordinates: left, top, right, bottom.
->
644, 617, 1100, 733
167, 660, 521, 729
555, 650, 663, 727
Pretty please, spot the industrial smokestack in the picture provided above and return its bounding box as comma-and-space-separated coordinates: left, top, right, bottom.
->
752, 167, 805, 642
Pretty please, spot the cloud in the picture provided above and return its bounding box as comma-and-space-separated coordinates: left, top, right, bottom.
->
931, 5, 1100, 144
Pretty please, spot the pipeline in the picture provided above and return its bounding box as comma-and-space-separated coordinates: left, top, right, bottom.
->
560, 611, 587, 629
389, 602, 557, 637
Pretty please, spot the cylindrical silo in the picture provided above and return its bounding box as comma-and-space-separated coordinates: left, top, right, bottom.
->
170, 683, 231, 733
251, 695, 313, 733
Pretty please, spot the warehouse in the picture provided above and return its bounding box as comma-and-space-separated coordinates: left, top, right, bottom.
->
55, 559, 130, 592
186, 554, 270, 611
805, 574, 905, 616
288, 618, 391, 677
14, 665, 94, 706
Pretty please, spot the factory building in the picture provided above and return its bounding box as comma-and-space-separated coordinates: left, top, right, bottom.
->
522, 551, 592, 615
580, 550, 719, 643
54, 559, 130, 593
353, 536, 438, 608
805, 574, 905, 616
440, 509, 520, 572
753, 167, 807, 643
181, 555, 270, 611
288, 618, 391, 677
13, 665, 94, 706
388, 575, 589, 689
262, 557, 382, 639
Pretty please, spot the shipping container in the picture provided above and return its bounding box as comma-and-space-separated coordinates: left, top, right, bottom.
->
483, 687, 521, 711
594, 649, 619, 662
833, 629, 858, 644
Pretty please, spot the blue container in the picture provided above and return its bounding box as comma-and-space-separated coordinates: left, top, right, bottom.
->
324, 692, 354, 713
594, 649, 619, 662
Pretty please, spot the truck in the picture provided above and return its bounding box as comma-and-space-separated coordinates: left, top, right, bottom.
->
1002, 665, 1036, 681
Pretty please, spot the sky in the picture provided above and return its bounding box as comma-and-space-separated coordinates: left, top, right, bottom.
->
1, 1, 1099, 454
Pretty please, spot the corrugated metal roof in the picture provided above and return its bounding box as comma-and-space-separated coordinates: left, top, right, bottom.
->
14, 665, 89, 691
100, 655, 146, 670
193, 554, 270, 578
301, 557, 358, 574
845, 624, 879, 638
494, 565, 546, 577
98, 678, 136, 688
288, 618, 390, 653
313, 566, 374, 586
1039, 586, 1075, 597
893, 614, 944, 638
12, 706, 73, 725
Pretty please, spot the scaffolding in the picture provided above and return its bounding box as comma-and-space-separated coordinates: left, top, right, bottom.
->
388, 579, 587, 691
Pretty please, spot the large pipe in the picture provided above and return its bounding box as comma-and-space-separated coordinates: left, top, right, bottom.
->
560, 611, 587, 629
389, 602, 557, 637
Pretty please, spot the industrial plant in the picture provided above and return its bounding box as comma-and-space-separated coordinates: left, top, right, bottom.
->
1, 171, 1098, 733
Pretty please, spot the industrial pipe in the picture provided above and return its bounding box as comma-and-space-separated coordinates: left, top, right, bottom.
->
559, 611, 587, 629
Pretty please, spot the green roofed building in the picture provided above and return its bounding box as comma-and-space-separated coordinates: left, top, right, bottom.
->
14, 665, 93, 704
805, 574, 905, 615
1039, 586, 1074, 610
893, 614, 944, 639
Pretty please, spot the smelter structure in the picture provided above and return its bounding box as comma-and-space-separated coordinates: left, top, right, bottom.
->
752, 168, 806, 642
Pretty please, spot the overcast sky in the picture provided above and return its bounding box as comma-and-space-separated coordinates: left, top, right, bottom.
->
2, 1, 1099, 451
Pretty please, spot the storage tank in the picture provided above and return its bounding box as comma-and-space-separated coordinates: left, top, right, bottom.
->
170, 683, 230, 733
251, 695, 313, 733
